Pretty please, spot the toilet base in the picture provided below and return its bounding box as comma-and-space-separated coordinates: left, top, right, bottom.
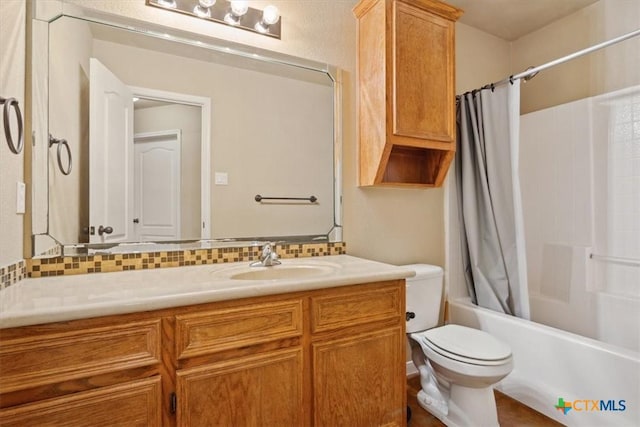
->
416, 384, 499, 427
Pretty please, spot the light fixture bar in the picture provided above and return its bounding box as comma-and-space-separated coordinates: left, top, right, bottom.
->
146, 0, 282, 39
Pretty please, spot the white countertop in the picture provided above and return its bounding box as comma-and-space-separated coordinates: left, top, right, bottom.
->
0, 255, 414, 329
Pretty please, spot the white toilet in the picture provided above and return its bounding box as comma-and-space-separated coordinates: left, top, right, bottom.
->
404, 264, 513, 427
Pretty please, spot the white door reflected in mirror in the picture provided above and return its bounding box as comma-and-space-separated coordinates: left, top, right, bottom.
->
133, 130, 181, 241
89, 58, 134, 244
89, 59, 207, 244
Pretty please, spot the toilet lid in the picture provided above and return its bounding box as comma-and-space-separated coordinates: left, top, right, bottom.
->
422, 324, 512, 362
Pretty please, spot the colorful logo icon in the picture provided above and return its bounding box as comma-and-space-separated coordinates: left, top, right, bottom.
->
555, 397, 572, 415
555, 397, 627, 415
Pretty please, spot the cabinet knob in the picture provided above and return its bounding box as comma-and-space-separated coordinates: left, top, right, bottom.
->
406, 312, 416, 321
98, 225, 113, 235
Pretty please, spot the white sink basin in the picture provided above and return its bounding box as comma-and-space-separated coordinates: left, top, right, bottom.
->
230, 265, 334, 280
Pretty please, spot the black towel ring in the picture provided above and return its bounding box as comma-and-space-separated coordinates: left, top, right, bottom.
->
49, 134, 73, 176
0, 96, 24, 154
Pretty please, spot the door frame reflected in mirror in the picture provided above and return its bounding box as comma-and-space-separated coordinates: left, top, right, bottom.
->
129, 85, 212, 241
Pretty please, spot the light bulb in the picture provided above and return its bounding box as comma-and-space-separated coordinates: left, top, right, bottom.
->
199, 0, 216, 7
157, 0, 177, 8
194, 4, 212, 18
262, 5, 279, 25
224, 12, 239, 25
230, 1, 248, 16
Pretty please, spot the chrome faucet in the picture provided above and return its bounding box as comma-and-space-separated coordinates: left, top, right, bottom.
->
250, 242, 281, 267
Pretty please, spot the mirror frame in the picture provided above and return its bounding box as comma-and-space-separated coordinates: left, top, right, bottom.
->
29, 1, 343, 257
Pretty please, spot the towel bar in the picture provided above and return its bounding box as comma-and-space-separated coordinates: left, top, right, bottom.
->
255, 194, 317, 203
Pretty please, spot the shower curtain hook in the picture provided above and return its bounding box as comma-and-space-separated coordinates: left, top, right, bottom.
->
509, 75, 514, 85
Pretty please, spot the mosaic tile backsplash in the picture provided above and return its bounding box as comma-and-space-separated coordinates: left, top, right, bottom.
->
0, 261, 27, 289
27, 242, 346, 278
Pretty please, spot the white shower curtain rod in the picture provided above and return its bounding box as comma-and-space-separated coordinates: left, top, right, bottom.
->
488, 27, 640, 89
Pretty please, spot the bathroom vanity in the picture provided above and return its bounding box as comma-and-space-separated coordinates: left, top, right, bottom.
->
0, 256, 412, 426
11, 2, 413, 423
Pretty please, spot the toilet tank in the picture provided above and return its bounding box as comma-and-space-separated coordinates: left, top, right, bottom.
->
402, 264, 444, 333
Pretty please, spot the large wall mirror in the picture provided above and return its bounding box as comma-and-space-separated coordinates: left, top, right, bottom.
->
31, 4, 342, 256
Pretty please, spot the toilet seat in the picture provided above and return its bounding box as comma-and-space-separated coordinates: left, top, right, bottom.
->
413, 324, 512, 366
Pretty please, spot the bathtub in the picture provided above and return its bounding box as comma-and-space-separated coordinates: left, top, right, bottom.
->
447, 297, 640, 427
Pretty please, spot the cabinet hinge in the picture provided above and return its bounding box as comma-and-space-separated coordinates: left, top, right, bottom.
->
170, 392, 177, 414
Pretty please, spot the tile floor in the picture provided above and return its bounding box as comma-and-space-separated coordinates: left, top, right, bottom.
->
407, 375, 564, 427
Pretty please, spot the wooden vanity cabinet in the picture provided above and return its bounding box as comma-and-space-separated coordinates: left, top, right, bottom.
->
0, 378, 162, 427
172, 298, 306, 426
0, 280, 406, 427
0, 317, 164, 426
176, 349, 304, 426
311, 282, 406, 426
354, 0, 462, 187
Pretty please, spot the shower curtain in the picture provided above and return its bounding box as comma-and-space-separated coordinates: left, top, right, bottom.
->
455, 81, 530, 319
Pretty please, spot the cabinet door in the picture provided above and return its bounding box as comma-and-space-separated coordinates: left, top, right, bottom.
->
176, 348, 303, 426
0, 377, 161, 427
313, 327, 405, 426
393, 1, 455, 144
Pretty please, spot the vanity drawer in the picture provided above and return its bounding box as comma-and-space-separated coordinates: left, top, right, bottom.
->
0, 320, 161, 394
0, 376, 161, 427
175, 299, 303, 359
310, 281, 404, 333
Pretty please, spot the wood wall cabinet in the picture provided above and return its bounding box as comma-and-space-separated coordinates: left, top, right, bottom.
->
354, 0, 463, 187
0, 280, 406, 426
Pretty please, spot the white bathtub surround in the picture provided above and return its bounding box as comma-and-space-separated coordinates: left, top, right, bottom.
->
445, 85, 640, 427
0, 255, 414, 329
449, 298, 640, 427
520, 86, 640, 352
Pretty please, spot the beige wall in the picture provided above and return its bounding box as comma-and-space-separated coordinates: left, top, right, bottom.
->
93, 38, 334, 239
513, 0, 640, 114
0, 0, 25, 266
456, 22, 512, 94
48, 17, 92, 244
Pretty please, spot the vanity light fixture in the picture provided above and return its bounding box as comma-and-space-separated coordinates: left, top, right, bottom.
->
146, 0, 282, 39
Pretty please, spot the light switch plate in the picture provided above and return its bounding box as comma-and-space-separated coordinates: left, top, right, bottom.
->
215, 172, 228, 185
16, 182, 26, 214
